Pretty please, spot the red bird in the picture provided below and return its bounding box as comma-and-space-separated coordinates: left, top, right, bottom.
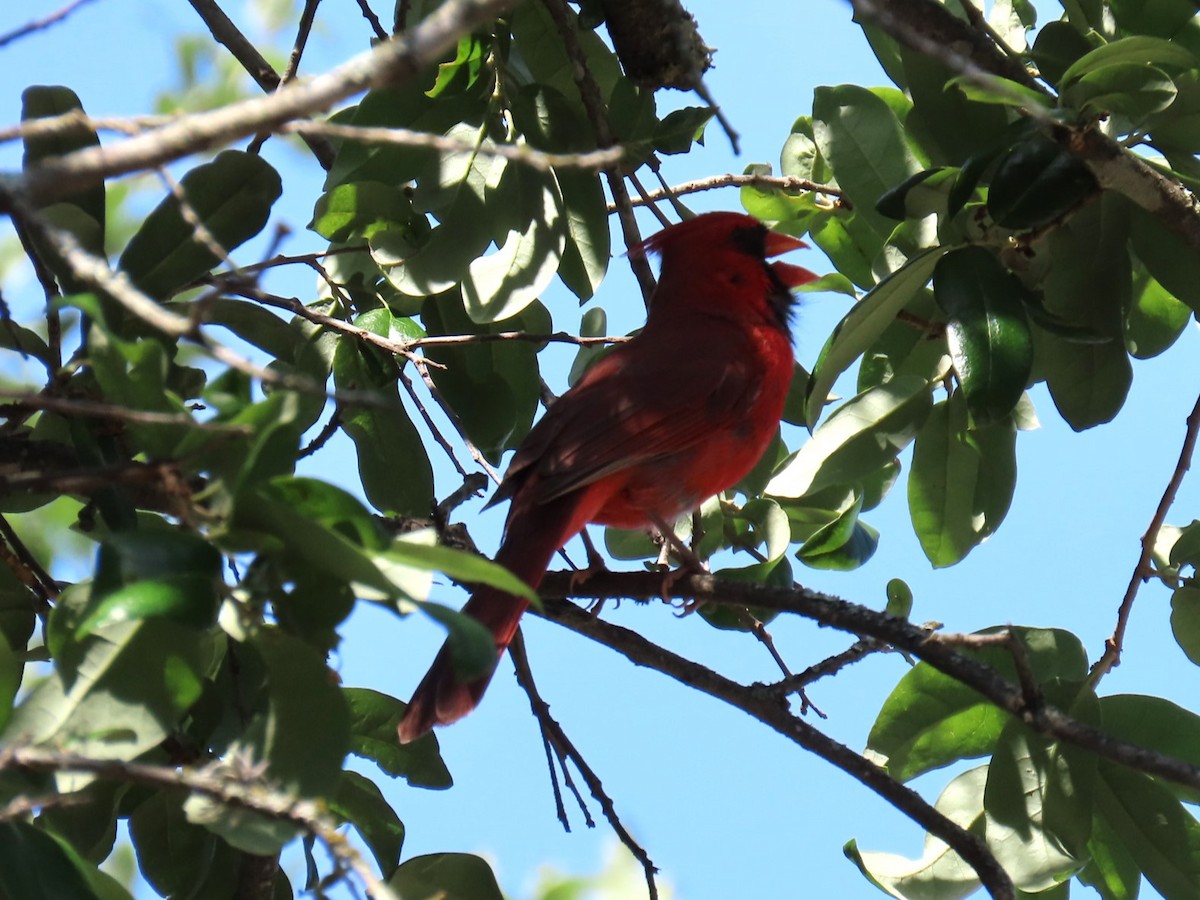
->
397, 211, 816, 742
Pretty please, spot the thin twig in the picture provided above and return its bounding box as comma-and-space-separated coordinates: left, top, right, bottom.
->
282, 121, 626, 171
1091, 390, 1200, 681
509, 630, 660, 900
355, 0, 390, 41
610, 172, 846, 212
0, 514, 56, 613
0, 393, 248, 432
395, 364, 470, 478
538, 0, 656, 303
186, 0, 336, 168
0, 0, 100, 49
248, 0, 322, 155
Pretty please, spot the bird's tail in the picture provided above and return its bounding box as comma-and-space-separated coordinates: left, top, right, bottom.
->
396, 510, 568, 744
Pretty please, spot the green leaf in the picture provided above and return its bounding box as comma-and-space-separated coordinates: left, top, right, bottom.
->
807, 213, 881, 289
867, 627, 1087, 781
1031, 21, 1097, 86
983, 690, 1095, 890
885, 578, 914, 619
555, 167, 610, 302
909, 393, 1017, 567
385, 539, 536, 602
414, 600, 501, 682
1125, 267, 1191, 358
1093, 761, 1200, 899
461, 167, 566, 323
1174, 584, 1200, 664
310, 181, 419, 242
331, 771, 406, 878
934, 247, 1033, 424
419, 289, 545, 462
1060, 35, 1199, 86
945, 73, 1053, 110
332, 315, 435, 517
796, 492, 879, 571
770, 375, 932, 499
343, 687, 452, 788
129, 792, 240, 898
653, 106, 715, 155
39, 779, 125, 864
903, 49, 1013, 163
187, 631, 349, 853
1100, 694, 1200, 804
427, 33, 486, 98
812, 84, 922, 239
78, 529, 222, 636
118, 150, 282, 299
3, 615, 208, 761
0, 822, 100, 900
988, 136, 1096, 229
1080, 800, 1142, 900
21, 86, 105, 295
1037, 329, 1132, 431
805, 247, 948, 427
1063, 62, 1179, 122
845, 766, 987, 899
389, 852, 505, 900
1129, 203, 1200, 313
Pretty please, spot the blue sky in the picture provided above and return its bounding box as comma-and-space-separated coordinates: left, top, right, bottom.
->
2, 1, 1197, 898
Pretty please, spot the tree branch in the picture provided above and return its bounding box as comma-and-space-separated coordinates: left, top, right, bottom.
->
3, 0, 518, 207
1, 746, 400, 900
537, 570, 1200, 792
534, 596, 1015, 899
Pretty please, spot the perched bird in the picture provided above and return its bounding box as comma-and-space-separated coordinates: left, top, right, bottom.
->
398, 211, 816, 743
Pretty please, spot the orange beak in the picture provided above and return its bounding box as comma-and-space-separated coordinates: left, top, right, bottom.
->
764, 230, 819, 288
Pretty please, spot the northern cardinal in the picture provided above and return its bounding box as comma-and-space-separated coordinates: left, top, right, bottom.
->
397, 211, 816, 743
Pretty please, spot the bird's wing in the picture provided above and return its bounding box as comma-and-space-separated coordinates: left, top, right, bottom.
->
495, 328, 766, 506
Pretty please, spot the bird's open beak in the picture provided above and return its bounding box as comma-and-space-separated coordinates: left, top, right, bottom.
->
764, 230, 819, 289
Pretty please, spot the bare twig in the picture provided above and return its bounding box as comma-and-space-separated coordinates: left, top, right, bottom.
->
0, 514, 56, 613
282, 121, 626, 171
186, 0, 336, 168
0, 0, 100, 49
408, 331, 625, 349
247, 0, 322, 156
0, 392, 249, 432
539, 0, 656, 303
354, 0, 390, 41
1091, 390, 1200, 681
611, 172, 846, 212
509, 631, 660, 900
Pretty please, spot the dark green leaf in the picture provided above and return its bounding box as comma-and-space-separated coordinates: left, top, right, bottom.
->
0, 821, 100, 900
118, 151, 282, 299
988, 136, 1096, 229
885, 578, 914, 619
415, 600, 500, 682
39, 780, 125, 864
343, 687, 452, 788
555, 167, 610, 302
1063, 62, 1178, 121
1129, 203, 1200, 313
1171, 585, 1200, 665
1031, 20, 1097, 86
419, 289, 544, 462
653, 106, 714, 155
332, 315, 435, 517
21, 86, 105, 293
1080, 801, 1142, 900
331, 771, 405, 878
129, 792, 240, 898
934, 246, 1033, 424
389, 852, 504, 900
903, 49, 1012, 163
